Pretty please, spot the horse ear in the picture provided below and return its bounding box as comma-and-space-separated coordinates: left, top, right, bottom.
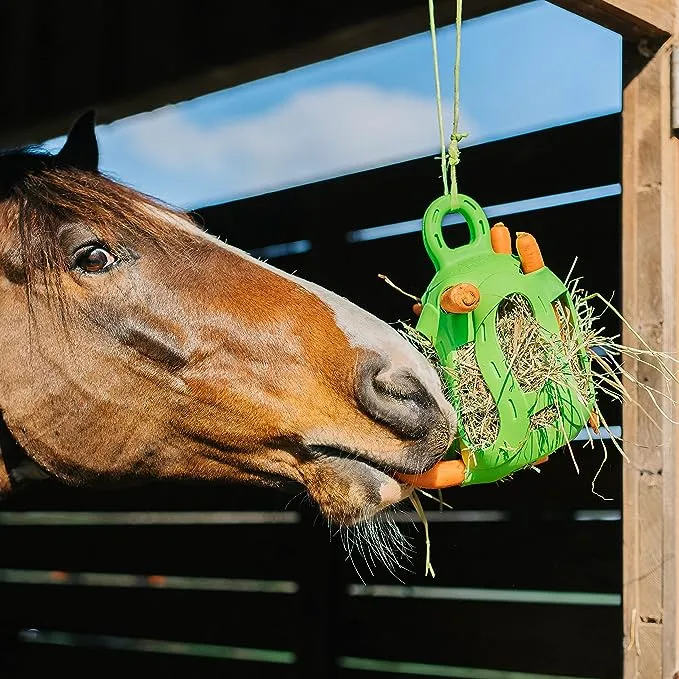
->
57, 110, 99, 172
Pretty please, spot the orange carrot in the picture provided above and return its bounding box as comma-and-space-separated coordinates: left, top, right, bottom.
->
588, 410, 600, 434
516, 232, 545, 273
395, 459, 466, 489
440, 283, 480, 314
490, 222, 512, 254
534, 456, 549, 466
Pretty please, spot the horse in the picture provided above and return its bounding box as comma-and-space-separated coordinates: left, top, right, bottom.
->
0, 111, 455, 535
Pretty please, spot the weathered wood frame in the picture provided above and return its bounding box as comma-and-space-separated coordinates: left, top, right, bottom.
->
620, 38, 677, 678
550, 1, 676, 677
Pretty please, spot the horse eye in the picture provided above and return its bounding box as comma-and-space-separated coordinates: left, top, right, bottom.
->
75, 246, 116, 273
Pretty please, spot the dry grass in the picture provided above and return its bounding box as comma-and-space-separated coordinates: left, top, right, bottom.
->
401, 290, 594, 454
393, 269, 679, 577
401, 277, 679, 463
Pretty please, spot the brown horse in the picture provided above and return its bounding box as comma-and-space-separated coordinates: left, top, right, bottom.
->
0, 112, 455, 531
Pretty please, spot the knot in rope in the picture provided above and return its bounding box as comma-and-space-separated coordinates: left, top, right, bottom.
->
447, 131, 468, 168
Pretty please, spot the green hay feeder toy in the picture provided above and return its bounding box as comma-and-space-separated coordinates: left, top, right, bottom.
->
401, 194, 597, 489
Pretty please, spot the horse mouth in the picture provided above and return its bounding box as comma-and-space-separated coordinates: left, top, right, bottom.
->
305, 444, 413, 477
302, 444, 422, 516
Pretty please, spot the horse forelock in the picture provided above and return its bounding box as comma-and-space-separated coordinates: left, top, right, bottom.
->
0, 149, 348, 323
0, 155, 197, 295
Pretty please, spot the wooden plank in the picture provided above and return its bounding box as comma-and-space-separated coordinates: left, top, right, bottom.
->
0, 523, 300, 578
196, 115, 620, 251
340, 598, 621, 677
551, 0, 673, 41
0, 478, 299, 512
0, 585, 298, 650
621, 35, 679, 679
637, 622, 663, 676
0, 0, 527, 150
343, 519, 621, 592
9, 643, 297, 679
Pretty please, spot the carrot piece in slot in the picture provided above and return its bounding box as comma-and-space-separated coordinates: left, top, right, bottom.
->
490, 222, 512, 254
588, 410, 600, 434
440, 283, 480, 313
395, 459, 466, 489
516, 232, 545, 273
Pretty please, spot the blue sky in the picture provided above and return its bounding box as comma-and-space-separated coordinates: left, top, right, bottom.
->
44, 1, 621, 210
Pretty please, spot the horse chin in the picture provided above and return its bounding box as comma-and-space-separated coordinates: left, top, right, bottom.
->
299, 455, 414, 526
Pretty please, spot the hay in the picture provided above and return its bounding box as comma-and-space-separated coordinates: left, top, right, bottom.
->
402, 292, 592, 454
394, 273, 679, 577
400, 280, 679, 464
530, 405, 559, 429
496, 294, 556, 394
449, 342, 499, 450
409, 491, 435, 578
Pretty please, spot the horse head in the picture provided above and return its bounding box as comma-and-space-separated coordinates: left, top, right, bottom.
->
0, 112, 455, 526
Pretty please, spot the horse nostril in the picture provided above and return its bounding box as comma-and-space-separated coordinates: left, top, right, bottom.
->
373, 371, 429, 406
357, 355, 446, 440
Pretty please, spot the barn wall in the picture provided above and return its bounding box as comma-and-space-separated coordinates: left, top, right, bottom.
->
0, 113, 623, 679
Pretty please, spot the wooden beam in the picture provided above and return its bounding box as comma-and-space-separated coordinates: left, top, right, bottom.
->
196, 115, 620, 249
0, 0, 526, 151
551, 0, 673, 41
621, 31, 679, 678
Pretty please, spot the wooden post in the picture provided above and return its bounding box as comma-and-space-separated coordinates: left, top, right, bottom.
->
513, 2, 679, 671
552, 0, 673, 41
621, 28, 679, 677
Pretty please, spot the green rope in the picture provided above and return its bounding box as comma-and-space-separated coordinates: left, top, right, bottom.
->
428, 0, 449, 196
449, 0, 467, 203
428, 0, 467, 203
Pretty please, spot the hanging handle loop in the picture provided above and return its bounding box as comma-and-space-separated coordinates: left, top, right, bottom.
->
421, 193, 492, 271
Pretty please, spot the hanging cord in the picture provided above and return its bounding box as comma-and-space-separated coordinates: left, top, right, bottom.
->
448, 0, 467, 203
428, 0, 449, 196
428, 0, 467, 203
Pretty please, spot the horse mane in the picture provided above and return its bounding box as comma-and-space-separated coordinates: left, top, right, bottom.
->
0, 147, 195, 294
